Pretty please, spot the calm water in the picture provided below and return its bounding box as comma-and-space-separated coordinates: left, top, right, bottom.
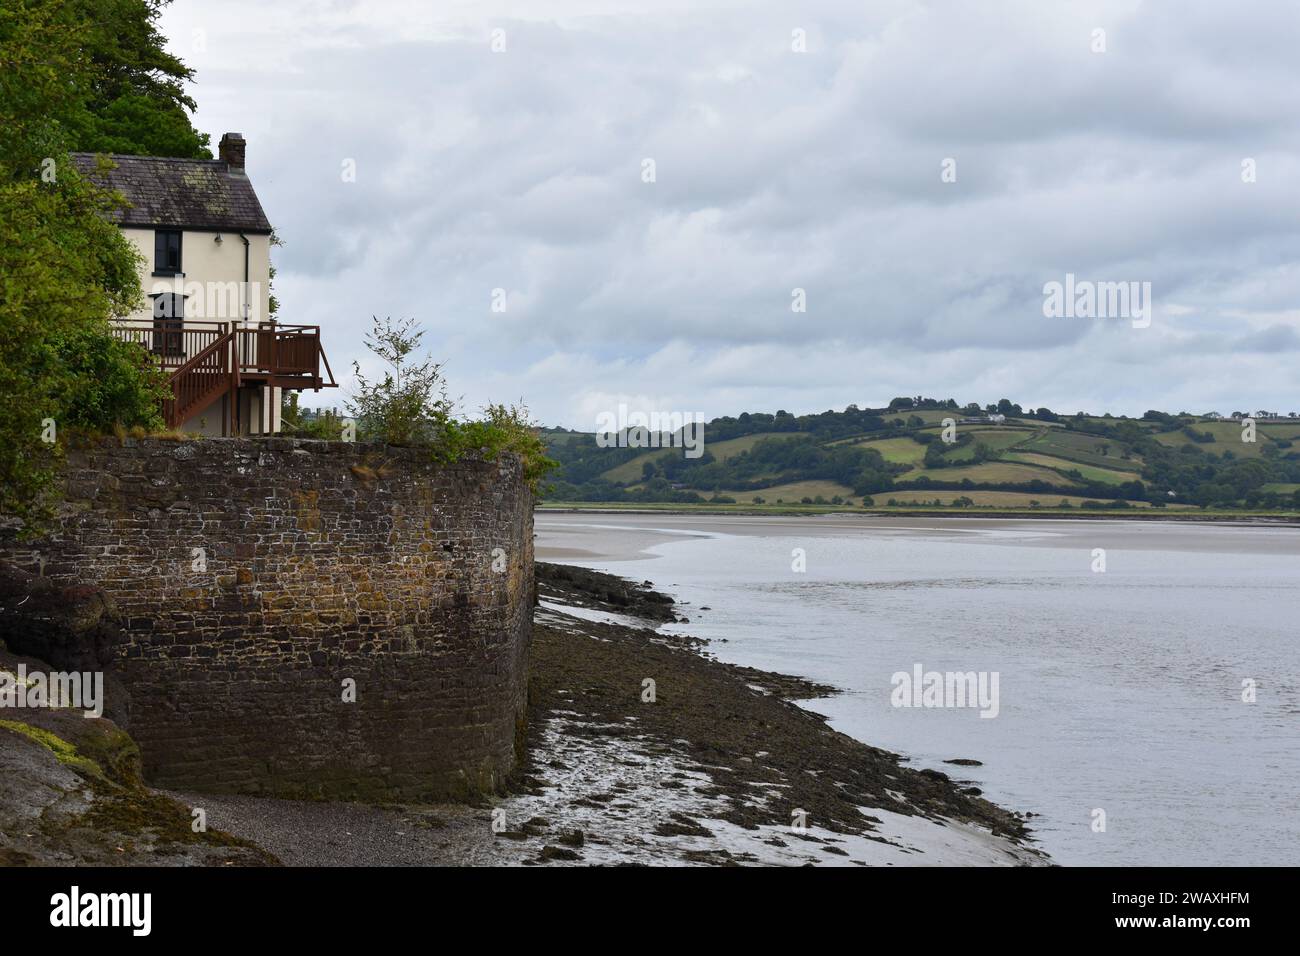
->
536, 513, 1300, 866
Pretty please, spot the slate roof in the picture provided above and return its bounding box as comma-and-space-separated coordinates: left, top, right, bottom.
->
70, 153, 273, 234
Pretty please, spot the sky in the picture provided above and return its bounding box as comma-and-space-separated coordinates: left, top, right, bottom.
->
159, 0, 1300, 429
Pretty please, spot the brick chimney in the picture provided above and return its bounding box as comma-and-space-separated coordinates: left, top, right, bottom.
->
218, 132, 247, 171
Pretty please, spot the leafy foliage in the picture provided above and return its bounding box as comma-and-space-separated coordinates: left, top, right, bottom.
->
346, 317, 555, 492
347, 316, 453, 446
0, 0, 191, 530
279, 392, 346, 440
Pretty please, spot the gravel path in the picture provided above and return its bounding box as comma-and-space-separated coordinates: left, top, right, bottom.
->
163, 792, 499, 866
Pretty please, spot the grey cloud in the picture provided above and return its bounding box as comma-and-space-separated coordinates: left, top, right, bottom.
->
163, 0, 1300, 426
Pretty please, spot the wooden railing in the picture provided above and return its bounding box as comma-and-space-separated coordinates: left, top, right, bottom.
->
110, 321, 327, 381
164, 330, 237, 427
110, 319, 335, 431
110, 320, 228, 368
234, 324, 322, 377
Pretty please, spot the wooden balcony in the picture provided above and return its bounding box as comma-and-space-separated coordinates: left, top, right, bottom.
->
111, 320, 336, 388
110, 319, 336, 430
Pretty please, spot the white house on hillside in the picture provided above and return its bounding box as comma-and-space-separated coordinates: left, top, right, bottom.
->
73, 134, 335, 436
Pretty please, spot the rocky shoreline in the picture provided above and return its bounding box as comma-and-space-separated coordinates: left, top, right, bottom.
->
1, 563, 1049, 867
507, 562, 1048, 865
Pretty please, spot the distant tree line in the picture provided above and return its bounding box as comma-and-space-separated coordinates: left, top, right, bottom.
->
542, 400, 1300, 510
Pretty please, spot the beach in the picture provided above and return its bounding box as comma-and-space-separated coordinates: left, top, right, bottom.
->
535, 512, 1300, 866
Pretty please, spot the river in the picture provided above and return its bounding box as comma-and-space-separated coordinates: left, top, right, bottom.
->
535, 512, 1300, 866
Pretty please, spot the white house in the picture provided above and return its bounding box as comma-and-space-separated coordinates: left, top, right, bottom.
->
73, 134, 334, 436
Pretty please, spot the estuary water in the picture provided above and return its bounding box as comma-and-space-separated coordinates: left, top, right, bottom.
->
535, 512, 1300, 866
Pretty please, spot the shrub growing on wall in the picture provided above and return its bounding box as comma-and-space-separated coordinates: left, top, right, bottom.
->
347, 316, 555, 492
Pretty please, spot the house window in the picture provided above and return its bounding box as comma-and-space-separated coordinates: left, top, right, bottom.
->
154, 229, 182, 275
150, 293, 187, 357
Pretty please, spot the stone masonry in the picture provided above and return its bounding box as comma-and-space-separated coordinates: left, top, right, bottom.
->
0, 437, 533, 800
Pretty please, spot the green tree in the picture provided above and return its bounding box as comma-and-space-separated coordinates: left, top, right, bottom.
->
62, 0, 211, 158
347, 316, 453, 445
0, 0, 176, 530
347, 316, 555, 491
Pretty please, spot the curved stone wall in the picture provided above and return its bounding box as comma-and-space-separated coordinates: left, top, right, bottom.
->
5, 437, 533, 800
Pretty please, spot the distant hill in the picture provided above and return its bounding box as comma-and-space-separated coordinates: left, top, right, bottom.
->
541, 399, 1300, 511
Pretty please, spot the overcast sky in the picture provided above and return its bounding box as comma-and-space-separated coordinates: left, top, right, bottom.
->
161, 0, 1300, 428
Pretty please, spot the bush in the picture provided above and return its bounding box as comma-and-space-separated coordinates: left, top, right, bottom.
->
347, 317, 555, 492
439, 403, 556, 493
52, 323, 169, 433
348, 316, 452, 446
280, 393, 346, 440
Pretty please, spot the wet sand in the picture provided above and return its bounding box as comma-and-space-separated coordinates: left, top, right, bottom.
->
537, 512, 1300, 562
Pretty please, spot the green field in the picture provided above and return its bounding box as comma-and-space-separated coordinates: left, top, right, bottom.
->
899, 461, 1076, 486
598, 430, 805, 483
692, 479, 859, 504
546, 404, 1300, 515
705, 431, 806, 460
848, 436, 928, 465
598, 448, 678, 483
1151, 421, 1300, 458
1022, 430, 1142, 469
940, 428, 1036, 462
1152, 427, 1269, 458
1005, 452, 1141, 484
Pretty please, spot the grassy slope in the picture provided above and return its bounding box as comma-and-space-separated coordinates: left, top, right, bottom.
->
599, 431, 804, 483
1152, 424, 1279, 458
900, 460, 1077, 485
842, 435, 928, 464
552, 412, 1300, 514
702, 479, 859, 502
1022, 430, 1143, 469
1004, 451, 1142, 484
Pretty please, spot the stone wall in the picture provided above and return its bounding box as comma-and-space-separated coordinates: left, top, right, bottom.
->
0, 437, 533, 800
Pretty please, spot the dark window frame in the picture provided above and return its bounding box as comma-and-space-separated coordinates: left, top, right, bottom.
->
153, 229, 183, 276
149, 292, 188, 357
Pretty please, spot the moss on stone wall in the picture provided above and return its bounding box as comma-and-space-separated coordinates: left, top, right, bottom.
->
1, 436, 534, 802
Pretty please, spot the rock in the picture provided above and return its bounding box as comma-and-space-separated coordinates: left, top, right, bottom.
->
535, 562, 680, 623
558, 828, 585, 848
943, 758, 984, 767
538, 845, 581, 861
654, 813, 714, 838
0, 706, 274, 866
0, 561, 123, 673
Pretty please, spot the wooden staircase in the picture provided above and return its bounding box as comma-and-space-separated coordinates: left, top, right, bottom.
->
110, 318, 336, 434
162, 330, 238, 428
